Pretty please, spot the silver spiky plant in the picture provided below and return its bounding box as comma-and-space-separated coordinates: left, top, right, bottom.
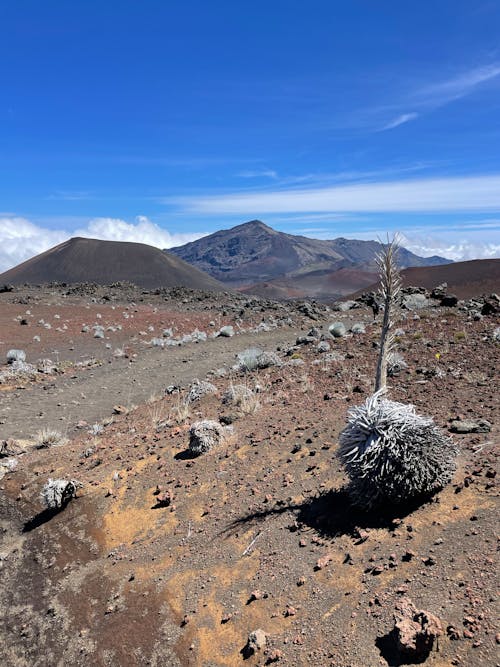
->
41, 478, 81, 510
338, 237, 457, 509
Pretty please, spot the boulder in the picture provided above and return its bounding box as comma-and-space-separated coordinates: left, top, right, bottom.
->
328, 322, 347, 338
393, 597, 443, 661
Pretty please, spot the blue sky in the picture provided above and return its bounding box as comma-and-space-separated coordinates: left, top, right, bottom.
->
1, 0, 500, 270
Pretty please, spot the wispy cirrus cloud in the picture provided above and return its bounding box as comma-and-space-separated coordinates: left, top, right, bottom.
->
372, 63, 500, 131
379, 112, 419, 131
416, 63, 500, 106
173, 174, 500, 215
237, 169, 278, 179
46, 190, 94, 201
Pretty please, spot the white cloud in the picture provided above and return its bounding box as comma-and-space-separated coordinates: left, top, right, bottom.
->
237, 169, 278, 179
0, 216, 206, 273
417, 63, 500, 105
370, 63, 500, 132
176, 174, 500, 215
0, 217, 68, 274
74, 216, 204, 249
399, 230, 500, 261
380, 112, 418, 131
295, 225, 500, 261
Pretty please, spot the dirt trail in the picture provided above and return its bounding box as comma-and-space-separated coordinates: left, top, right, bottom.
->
0, 326, 305, 440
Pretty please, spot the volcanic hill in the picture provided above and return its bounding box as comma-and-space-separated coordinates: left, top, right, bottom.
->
169, 220, 451, 291
356, 258, 500, 300
0, 237, 228, 291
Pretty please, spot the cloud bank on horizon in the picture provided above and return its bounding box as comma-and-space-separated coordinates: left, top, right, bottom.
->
0, 216, 205, 274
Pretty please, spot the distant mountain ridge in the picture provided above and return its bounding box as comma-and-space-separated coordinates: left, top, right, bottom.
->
169, 220, 451, 290
0, 237, 228, 292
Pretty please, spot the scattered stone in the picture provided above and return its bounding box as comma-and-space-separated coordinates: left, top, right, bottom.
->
0, 439, 25, 457
267, 649, 283, 662
332, 300, 356, 312
393, 597, 443, 661
217, 325, 234, 337
402, 294, 432, 310
248, 590, 268, 603
328, 322, 347, 338
441, 294, 458, 307
244, 629, 267, 655
315, 553, 332, 570
449, 419, 491, 434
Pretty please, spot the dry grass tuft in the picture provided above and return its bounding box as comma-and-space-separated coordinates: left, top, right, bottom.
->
35, 428, 68, 449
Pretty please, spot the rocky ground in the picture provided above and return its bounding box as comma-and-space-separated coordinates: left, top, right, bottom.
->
0, 283, 498, 667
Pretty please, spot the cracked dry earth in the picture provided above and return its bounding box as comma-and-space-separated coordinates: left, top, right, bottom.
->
0, 288, 498, 667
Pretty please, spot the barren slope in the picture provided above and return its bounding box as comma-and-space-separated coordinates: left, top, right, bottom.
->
0, 237, 228, 292
0, 287, 498, 667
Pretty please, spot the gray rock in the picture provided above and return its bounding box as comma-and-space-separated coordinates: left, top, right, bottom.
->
217, 325, 234, 337
449, 419, 491, 434
333, 299, 357, 312
440, 294, 458, 307
402, 294, 432, 310
328, 322, 347, 338
245, 629, 267, 654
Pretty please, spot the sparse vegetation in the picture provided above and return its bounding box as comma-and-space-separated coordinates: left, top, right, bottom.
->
35, 428, 67, 449
41, 478, 80, 510
387, 351, 408, 376
338, 392, 458, 508
235, 347, 282, 372
338, 237, 458, 509
88, 423, 104, 436
188, 420, 229, 454
168, 395, 191, 424
187, 379, 217, 402
6, 348, 26, 364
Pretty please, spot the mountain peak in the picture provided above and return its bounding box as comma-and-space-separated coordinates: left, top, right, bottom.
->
236, 219, 272, 231
169, 219, 452, 291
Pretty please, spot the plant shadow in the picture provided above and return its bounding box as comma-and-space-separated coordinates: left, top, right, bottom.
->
23, 507, 61, 532
174, 449, 199, 461
224, 487, 431, 540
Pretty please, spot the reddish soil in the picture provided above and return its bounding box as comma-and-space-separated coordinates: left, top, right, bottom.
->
359, 258, 500, 300
0, 286, 498, 667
